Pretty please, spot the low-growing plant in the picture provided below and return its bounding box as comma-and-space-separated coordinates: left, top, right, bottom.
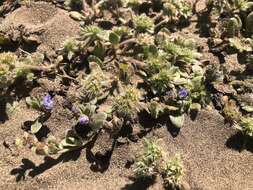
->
59, 38, 79, 60
79, 68, 106, 102
161, 37, 201, 64
6, 0, 253, 183
0, 52, 18, 89
149, 67, 180, 95
134, 139, 162, 177
134, 140, 185, 188
133, 13, 155, 33
162, 154, 184, 189
112, 86, 141, 119
26, 94, 54, 112
22, 99, 108, 155
163, 0, 192, 20
0, 52, 47, 95
25, 94, 54, 135
121, 0, 144, 8
234, 116, 253, 151
236, 117, 253, 137
80, 25, 107, 42
145, 51, 169, 75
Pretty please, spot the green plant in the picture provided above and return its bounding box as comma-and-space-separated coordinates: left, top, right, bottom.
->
79, 66, 107, 102
112, 86, 141, 119
162, 154, 184, 189
149, 67, 180, 95
163, 0, 192, 20
6, 101, 20, 117
26, 96, 43, 111
0, 52, 44, 93
208, 0, 253, 38
81, 25, 107, 42
22, 101, 108, 155
134, 139, 162, 177
237, 117, 253, 137
148, 100, 165, 119
133, 14, 154, 33
145, 51, 169, 75
60, 38, 79, 60
161, 38, 201, 64
0, 52, 18, 89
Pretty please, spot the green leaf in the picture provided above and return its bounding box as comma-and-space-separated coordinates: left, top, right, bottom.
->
190, 103, 201, 111
241, 105, 253, 113
26, 97, 42, 110
90, 112, 107, 131
88, 55, 104, 68
31, 120, 43, 134
149, 101, 163, 119
78, 103, 96, 117
109, 32, 120, 45
60, 137, 83, 148
192, 65, 204, 76
92, 42, 105, 59
164, 105, 179, 111
69, 11, 84, 21
169, 115, 185, 128
67, 51, 74, 60
246, 12, 253, 34
173, 78, 188, 85
6, 101, 19, 116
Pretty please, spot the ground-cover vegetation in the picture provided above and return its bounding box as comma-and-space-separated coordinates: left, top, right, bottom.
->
134, 139, 184, 189
204, 0, 253, 138
0, 0, 253, 189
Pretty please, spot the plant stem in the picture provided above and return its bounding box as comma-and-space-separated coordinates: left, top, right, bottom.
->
119, 38, 137, 48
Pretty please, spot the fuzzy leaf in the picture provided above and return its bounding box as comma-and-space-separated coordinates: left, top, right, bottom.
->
31, 120, 43, 134
109, 32, 120, 45
67, 51, 74, 60
90, 112, 107, 131
149, 101, 163, 119
246, 12, 253, 34
60, 137, 83, 148
241, 105, 253, 113
190, 103, 201, 111
173, 78, 188, 85
26, 97, 42, 110
169, 115, 185, 128
229, 37, 252, 52
88, 55, 104, 68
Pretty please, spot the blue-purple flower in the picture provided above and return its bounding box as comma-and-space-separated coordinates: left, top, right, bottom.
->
43, 94, 54, 110
178, 88, 189, 98
79, 115, 89, 125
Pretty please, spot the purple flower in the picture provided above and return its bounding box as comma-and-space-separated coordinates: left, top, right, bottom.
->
43, 94, 54, 110
79, 115, 89, 125
178, 88, 188, 98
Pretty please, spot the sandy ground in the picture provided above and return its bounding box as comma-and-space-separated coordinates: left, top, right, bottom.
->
0, 1, 252, 190
0, 102, 252, 190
